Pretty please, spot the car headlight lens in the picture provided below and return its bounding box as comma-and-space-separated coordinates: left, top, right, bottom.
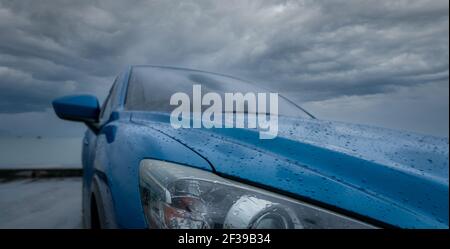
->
139, 159, 374, 229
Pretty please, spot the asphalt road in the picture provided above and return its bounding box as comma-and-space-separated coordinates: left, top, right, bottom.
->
0, 177, 82, 228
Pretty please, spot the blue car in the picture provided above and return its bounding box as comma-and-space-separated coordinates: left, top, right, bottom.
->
52, 65, 448, 229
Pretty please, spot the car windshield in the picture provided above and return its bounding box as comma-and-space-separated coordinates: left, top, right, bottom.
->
125, 66, 314, 119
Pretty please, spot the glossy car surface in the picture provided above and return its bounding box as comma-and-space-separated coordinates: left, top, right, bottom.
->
53, 65, 449, 229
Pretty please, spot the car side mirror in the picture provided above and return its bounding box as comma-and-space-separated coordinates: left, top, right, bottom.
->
52, 95, 100, 131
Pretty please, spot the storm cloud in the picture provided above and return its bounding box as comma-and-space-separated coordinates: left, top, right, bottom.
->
0, 0, 448, 136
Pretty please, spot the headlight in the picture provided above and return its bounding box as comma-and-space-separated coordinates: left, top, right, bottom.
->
139, 159, 374, 229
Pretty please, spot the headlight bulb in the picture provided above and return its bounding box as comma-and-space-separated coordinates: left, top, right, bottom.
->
223, 195, 303, 229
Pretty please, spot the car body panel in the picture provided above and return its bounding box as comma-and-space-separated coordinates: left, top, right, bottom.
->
129, 111, 448, 228
82, 112, 213, 228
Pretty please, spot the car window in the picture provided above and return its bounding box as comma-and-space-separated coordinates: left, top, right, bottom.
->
125, 66, 314, 119
99, 77, 119, 124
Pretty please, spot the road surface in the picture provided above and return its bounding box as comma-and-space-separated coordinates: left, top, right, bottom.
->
0, 177, 82, 228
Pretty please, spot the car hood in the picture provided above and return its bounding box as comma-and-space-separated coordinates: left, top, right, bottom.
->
130, 112, 449, 228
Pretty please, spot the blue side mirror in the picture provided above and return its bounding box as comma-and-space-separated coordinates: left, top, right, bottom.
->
52, 95, 100, 123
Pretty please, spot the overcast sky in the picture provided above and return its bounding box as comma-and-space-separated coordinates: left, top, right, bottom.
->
0, 0, 448, 138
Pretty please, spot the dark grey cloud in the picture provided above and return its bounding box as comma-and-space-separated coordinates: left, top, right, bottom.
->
0, 0, 448, 135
